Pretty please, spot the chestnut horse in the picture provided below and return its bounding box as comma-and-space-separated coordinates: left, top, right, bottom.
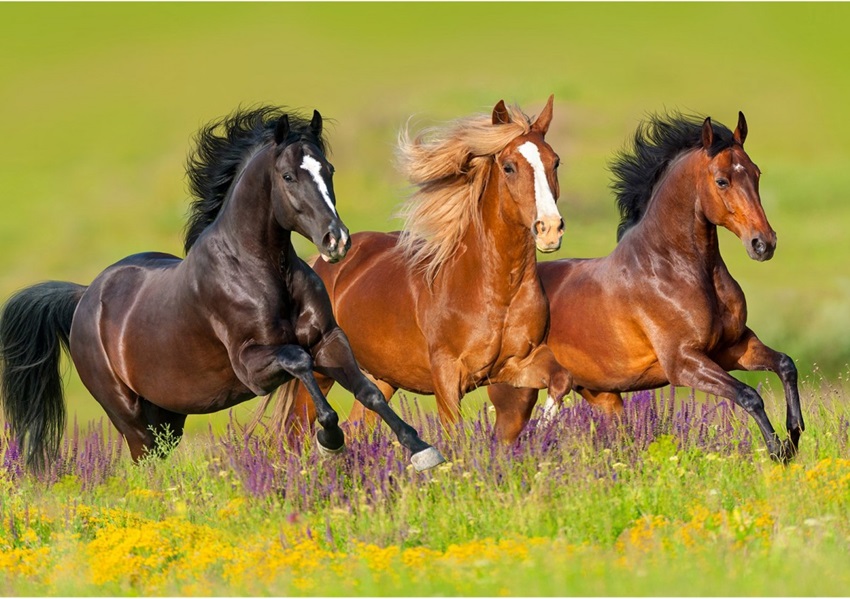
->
488, 112, 804, 461
271, 97, 572, 441
0, 106, 444, 472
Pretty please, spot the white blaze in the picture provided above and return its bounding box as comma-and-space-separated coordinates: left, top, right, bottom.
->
300, 155, 336, 215
517, 141, 560, 223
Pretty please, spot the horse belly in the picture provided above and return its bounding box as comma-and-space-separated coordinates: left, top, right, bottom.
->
542, 263, 668, 392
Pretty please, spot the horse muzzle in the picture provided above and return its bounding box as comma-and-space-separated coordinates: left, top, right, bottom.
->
319, 225, 351, 263
533, 216, 565, 253
746, 231, 776, 262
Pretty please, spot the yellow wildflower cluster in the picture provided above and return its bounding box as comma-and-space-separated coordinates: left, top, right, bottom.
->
0, 502, 574, 594
617, 500, 775, 555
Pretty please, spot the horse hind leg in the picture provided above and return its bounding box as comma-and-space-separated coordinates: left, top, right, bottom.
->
140, 399, 187, 457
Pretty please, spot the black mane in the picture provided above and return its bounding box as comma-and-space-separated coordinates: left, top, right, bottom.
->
610, 113, 735, 241
183, 106, 327, 254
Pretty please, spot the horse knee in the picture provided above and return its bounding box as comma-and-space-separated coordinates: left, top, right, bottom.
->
778, 353, 797, 381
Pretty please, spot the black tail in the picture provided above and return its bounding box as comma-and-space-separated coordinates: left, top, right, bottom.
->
0, 281, 86, 472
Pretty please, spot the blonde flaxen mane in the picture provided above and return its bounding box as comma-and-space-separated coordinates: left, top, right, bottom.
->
395, 104, 533, 284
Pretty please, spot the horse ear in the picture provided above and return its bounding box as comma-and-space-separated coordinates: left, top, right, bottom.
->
310, 109, 323, 137
274, 114, 290, 145
492, 100, 511, 125
531, 94, 555, 134
733, 111, 748, 146
701, 117, 713, 150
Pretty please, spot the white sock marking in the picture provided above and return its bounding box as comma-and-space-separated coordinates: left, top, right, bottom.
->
517, 141, 560, 223
300, 155, 336, 215
541, 395, 559, 422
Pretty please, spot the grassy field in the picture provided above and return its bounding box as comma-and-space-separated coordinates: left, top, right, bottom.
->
1, 4, 850, 594
2, 382, 850, 595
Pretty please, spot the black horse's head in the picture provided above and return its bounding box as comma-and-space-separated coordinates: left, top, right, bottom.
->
270, 110, 350, 263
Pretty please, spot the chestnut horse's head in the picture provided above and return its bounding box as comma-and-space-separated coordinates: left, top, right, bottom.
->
698, 112, 776, 261
271, 110, 350, 263
493, 95, 564, 253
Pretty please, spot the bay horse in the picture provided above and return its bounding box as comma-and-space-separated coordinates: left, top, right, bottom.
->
272, 97, 572, 442
0, 106, 444, 472
487, 112, 804, 461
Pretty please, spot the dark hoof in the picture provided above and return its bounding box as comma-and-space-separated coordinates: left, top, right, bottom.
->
789, 427, 802, 452
769, 438, 798, 465
316, 429, 345, 456
410, 446, 446, 472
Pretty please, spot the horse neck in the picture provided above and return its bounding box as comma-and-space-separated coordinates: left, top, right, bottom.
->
629, 150, 721, 269
452, 165, 538, 293
207, 145, 292, 267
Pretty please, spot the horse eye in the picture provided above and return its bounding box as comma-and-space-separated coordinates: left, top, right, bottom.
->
554, 158, 561, 170
715, 178, 729, 189
283, 174, 294, 183
503, 163, 515, 175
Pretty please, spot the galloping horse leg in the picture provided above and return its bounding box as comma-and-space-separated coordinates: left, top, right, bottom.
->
578, 389, 624, 416
488, 344, 572, 441
666, 349, 789, 462
344, 373, 395, 433
239, 344, 345, 453
313, 330, 445, 471
487, 385, 538, 443
429, 353, 464, 432
713, 328, 804, 455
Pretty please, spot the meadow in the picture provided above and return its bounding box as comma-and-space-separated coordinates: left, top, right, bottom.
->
2, 382, 850, 595
1, 3, 850, 595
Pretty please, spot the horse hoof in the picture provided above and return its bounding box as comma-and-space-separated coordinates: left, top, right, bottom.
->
410, 446, 446, 472
315, 431, 345, 457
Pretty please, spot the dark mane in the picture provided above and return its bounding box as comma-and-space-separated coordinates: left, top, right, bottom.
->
610, 112, 735, 241
183, 106, 327, 253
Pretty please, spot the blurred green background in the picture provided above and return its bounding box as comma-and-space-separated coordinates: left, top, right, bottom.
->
1, 3, 848, 432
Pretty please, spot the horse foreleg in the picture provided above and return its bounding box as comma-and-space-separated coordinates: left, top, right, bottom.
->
578, 389, 625, 416
344, 373, 395, 434
238, 344, 345, 453
664, 349, 791, 462
312, 330, 445, 471
486, 385, 538, 443
493, 344, 573, 427
713, 328, 804, 454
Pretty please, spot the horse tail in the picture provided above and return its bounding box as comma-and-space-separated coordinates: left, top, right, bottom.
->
0, 281, 86, 472
270, 380, 299, 436
243, 380, 300, 439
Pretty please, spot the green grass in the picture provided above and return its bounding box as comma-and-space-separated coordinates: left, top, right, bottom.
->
1, 5, 849, 429
1, 380, 850, 595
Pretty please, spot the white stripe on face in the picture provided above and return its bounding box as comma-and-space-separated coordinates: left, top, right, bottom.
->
517, 141, 559, 222
300, 155, 336, 215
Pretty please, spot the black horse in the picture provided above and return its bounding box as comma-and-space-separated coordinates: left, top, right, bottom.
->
0, 106, 445, 472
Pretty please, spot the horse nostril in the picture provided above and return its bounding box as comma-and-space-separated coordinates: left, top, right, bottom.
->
534, 220, 547, 236
752, 238, 766, 255
557, 218, 565, 234
323, 232, 338, 251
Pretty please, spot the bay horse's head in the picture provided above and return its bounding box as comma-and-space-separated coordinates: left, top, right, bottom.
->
493, 96, 564, 253
698, 112, 776, 261
271, 110, 350, 263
